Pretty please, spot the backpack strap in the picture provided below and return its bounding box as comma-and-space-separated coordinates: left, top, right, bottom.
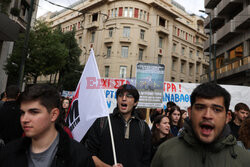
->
100, 117, 108, 136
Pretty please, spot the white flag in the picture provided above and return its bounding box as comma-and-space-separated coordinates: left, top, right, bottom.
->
66, 49, 109, 142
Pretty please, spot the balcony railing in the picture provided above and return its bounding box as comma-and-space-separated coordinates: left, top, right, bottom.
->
200, 55, 250, 82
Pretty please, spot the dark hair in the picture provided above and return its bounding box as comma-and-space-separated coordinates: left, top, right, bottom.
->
190, 83, 231, 112
151, 115, 172, 145
238, 117, 250, 149
169, 106, 183, 128
167, 101, 176, 108
6, 85, 20, 99
18, 84, 61, 113
234, 103, 249, 112
116, 84, 139, 102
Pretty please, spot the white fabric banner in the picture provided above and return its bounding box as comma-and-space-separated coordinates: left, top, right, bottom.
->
66, 49, 109, 142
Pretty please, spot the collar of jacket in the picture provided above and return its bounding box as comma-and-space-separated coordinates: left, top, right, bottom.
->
179, 119, 236, 153
17, 124, 72, 165
112, 107, 141, 121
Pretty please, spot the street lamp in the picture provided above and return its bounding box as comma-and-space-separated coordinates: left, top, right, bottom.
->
199, 10, 212, 82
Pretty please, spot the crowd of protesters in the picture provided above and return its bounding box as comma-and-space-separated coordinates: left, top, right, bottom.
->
0, 83, 249, 167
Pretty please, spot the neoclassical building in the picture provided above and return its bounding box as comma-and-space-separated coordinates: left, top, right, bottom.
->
39, 0, 208, 83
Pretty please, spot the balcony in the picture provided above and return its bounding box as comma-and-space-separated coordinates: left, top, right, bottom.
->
119, 37, 131, 43
205, 0, 221, 9
201, 55, 250, 83
85, 21, 99, 30
156, 26, 169, 36
217, 0, 243, 16
204, 7, 225, 30
104, 37, 113, 44
204, 33, 218, 52
235, 5, 250, 30
196, 42, 204, 49
138, 39, 148, 47
216, 20, 237, 42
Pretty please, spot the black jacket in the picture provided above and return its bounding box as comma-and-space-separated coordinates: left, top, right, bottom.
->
0, 101, 23, 144
85, 108, 151, 167
0, 124, 94, 167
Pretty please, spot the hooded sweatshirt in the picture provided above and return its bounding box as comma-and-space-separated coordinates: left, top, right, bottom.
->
151, 120, 250, 167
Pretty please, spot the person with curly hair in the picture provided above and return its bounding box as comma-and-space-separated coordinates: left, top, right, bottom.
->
237, 117, 250, 151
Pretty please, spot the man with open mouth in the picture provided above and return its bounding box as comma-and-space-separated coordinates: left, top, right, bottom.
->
151, 83, 250, 167
85, 84, 151, 167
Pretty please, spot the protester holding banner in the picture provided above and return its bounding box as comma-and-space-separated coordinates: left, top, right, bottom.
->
169, 106, 182, 136
228, 103, 249, 139
151, 83, 250, 167
0, 84, 94, 167
151, 115, 173, 159
85, 84, 151, 167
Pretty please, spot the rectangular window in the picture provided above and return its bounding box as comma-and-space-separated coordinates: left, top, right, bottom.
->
109, 28, 113, 37
196, 63, 200, 74
181, 61, 185, 73
91, 32, 95, 43
139, 10, 143, 19
158, 55, 162, 64
197, 50, 200, 57
144, 11, 146, 20
172, 58, 177, 71
129, 7, 133, 17
105, 66, 110, 77
139, 49, 143, 60
120, 66, 127, 78
159, 16, 165, 27
134, 8, 139, 18
189, 64, 193, 75
121, 46, 129, 58
119, 7, 123, 16
92, 13, 98, 21
124, 7, 128, 17
115, 8, 118, 17
107, 46, 111, 58
140, 29, 145, 40
181, 47, 185, 55
173, 43, 176, 52
189, 50, 193, 58
78, 22, 81, 29
159, 37, 163, 48
123, 27, 130, 37
171, 77, 175, 82
111, 9, 114, 18
78, 36, 82, 45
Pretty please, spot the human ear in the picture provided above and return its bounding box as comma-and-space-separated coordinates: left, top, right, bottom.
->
156, 123, 162, 129
51, 108, 60, 122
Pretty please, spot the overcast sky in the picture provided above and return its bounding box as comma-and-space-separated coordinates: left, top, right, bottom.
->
37, 0, 205, 18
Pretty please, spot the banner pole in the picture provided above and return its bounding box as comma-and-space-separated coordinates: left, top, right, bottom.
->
107, 114, 117, 165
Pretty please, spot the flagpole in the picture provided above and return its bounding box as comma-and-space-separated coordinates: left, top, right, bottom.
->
107, 114, 117, 165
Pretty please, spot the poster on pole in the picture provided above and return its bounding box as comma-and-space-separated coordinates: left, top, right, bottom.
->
136, 63, 165, 108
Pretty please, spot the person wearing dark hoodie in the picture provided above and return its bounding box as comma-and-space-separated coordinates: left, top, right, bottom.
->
151, 83, 250, 167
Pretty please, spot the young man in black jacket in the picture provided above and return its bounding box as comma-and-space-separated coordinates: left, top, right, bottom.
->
85, 84, 151, 167
0, 84, 94, 167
